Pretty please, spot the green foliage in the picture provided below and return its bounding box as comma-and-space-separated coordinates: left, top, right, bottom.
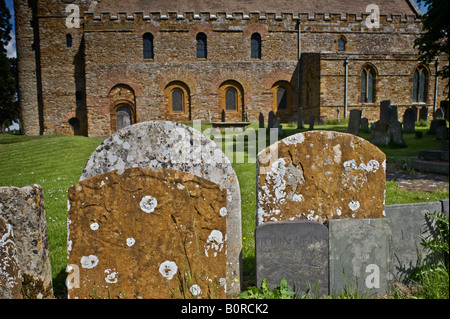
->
240, 278, 296, 299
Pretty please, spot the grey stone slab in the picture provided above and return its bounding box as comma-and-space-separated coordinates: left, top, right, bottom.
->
328, 218, 394, 297
0, 184, 53, 299
256, 220, 328, 297
441, 199, 449, 217
347, 109, 362, 135
385, 202, 442, 283
79, 120, 242, 297
402, 108, 415, 133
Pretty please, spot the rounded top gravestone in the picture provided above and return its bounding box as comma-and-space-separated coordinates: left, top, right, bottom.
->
257, 130, 386, 225
79, 120, 242, 296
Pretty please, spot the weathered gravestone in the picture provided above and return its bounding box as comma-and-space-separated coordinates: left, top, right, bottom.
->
359, 118, 369, 133
412, 105, 418, 123
347, 109, 362, 135
256, 220, 328, 297
390, 105, 399, 123
328, 218, 394, 297
389, 121, 406, 146
309, 116, 315, 130
380, 100, 392, 123
0, 216, 22, 299
296, 107, 304, 129
385, 202, 442, 284
402, 108, 416, 133
434, 108, 444, 119
419, 105, 428, 122
257, 130, 386, 225
79, 121, 242, 296
0, 185, 53, 299
259, 112, 265, 129
68, 167, 227, 299
429, 119, 447, 135
268, 111, 275, 129
221, 109, 226, 122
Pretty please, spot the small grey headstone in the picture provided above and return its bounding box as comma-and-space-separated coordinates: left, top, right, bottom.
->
389, 121, 406, 146
221, 109, 226, 122
268, 111, 275, 129
402, 108, 415, 133
441, 199, 449, 217
380, 100, 391, 122
369, 120, 390, 146
385, 202, 442, 283
390, 105, 399, 123
347, 109, 362, 135
434, 108, 444, 120
296, 107, 304, 129
429, 119, 447, 135
259, 112, 265, 129
328, 218, 394, 297
359, 118, 369, 132
309, 115, 315, 130
412, 105, 418, 122
419, 106, 428, 122
256, 220, 328, 297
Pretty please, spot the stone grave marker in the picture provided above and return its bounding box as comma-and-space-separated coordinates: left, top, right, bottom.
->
268, 111, 275, 129
429, 119, 447, 135
221, 109, 226, 122
79, 121, 242, 296
402, 108, 415, 133
256, 220, 328, 297
390, 105, 399, 123
309, 115, 315, 130
389, 121, 406, 146
257, 130, 386, 225
328, 218, 394, 297
385, 202, 442, 283
434, 108, 444, 119
359, 118, 369, 132
380, 100, 392, 123
369, 120, 390, 146
419, 105, 428, 122
0, 216, 22, 299
296, 107, 304, 129
259, 112, 265, 128
347, 109, 362, 135
412, 105, 418, 122
68, 167, 228, 299
0, 185, 53, 299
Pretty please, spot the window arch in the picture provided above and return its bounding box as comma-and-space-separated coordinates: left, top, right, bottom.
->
219, 80, 244, 121
143, 33, 154, 59
109, 84, 136, 132
116, 105, 133, 130
196, 33, 207, 59
337, 36, 346, 52
251, 33, 262, 59
164, 81, 191, 120
225, 87, 237, 111
360, 64, 376, 103
271, 81, 294, 112
413, 65, 428, 103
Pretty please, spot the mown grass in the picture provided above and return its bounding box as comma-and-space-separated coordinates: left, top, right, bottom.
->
0, 120, 448, 298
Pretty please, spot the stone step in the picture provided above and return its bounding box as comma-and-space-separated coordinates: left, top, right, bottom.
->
410, 159, 449, 175
418, 149, 449, 162
442, 140, 449, 151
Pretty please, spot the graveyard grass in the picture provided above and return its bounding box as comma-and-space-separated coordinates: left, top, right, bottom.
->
0, 121, 448, 299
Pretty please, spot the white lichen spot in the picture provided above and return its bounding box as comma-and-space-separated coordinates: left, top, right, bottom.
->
219, 207, 228, 217
140, 195, 157, 213
90, 222, 99, 231
190, 284, 202, 296
205, 230, 224, 257
104, 269, 118, 284
282, 133, 305, 145
348, 200, 360, 211
292, 194, 304, 202
100, 180, 105, 188
81, 255, 99, 269
159, 261, 178, 280
126, 238, 135, 247
176, 183, 185, 190
123, 141, 130, 150
336, 208, 342, 216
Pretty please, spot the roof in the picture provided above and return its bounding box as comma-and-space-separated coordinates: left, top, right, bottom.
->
94, 0, 421, 16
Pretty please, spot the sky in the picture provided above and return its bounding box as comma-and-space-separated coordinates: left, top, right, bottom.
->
3, 0, 429, 60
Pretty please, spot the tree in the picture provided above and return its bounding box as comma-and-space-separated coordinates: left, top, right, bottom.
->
414, 0, 449, 88
0, 0, 18, 133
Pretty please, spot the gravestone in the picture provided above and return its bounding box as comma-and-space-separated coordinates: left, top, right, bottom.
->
434, 108, 444, 120
402, 108, 415, 133
296, 107, 304, 129
429, 119, 447, 135
347, 109, 362, 135
412, 105, 418, 122
257, 131, 386, 225
256, 220, 328, 297
221, 109, 226, 122
390, 105, 399, 123
0, 216, 22, 299
68, 167, 228, 299
0, 185, 53, 299
419, 105, 428, 122
309, 116, 315, 130
369, 120, 390, 146
359, 118, 369, 132
385, 202, 442, 283
274, 117, 283, 136
328, 218, 394, 297
259, 112, 265, 129
389, 121, 406, 146
79, 121, 242, 296
268, 111, 275, 129
380, 100, 392, 123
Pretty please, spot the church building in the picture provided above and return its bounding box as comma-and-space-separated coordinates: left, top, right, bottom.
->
14, 0, 448, 137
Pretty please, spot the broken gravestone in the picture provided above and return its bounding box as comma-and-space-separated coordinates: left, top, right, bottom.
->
67, 167, 227, 299
0, 185, 53, 299
79, 121, 241, 296
257, 130, 386, 225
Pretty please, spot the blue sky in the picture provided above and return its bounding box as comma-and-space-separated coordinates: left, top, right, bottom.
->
3, 0, 429, 59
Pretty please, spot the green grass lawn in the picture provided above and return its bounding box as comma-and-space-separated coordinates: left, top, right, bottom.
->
0, 122, 448, 297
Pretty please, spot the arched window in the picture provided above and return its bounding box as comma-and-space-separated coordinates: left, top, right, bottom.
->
116, 105, 132, 130
66, 34, 72, 48
143, 33, 154, 59
413, 65, 428, 103
196, 33, 207, 58
225, 87, 237, 111
360, 64, 376, 103
337, 36, 346, 52
172, 88, 184, 112
276, 87, 287, 110
251, 33, 261, 59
